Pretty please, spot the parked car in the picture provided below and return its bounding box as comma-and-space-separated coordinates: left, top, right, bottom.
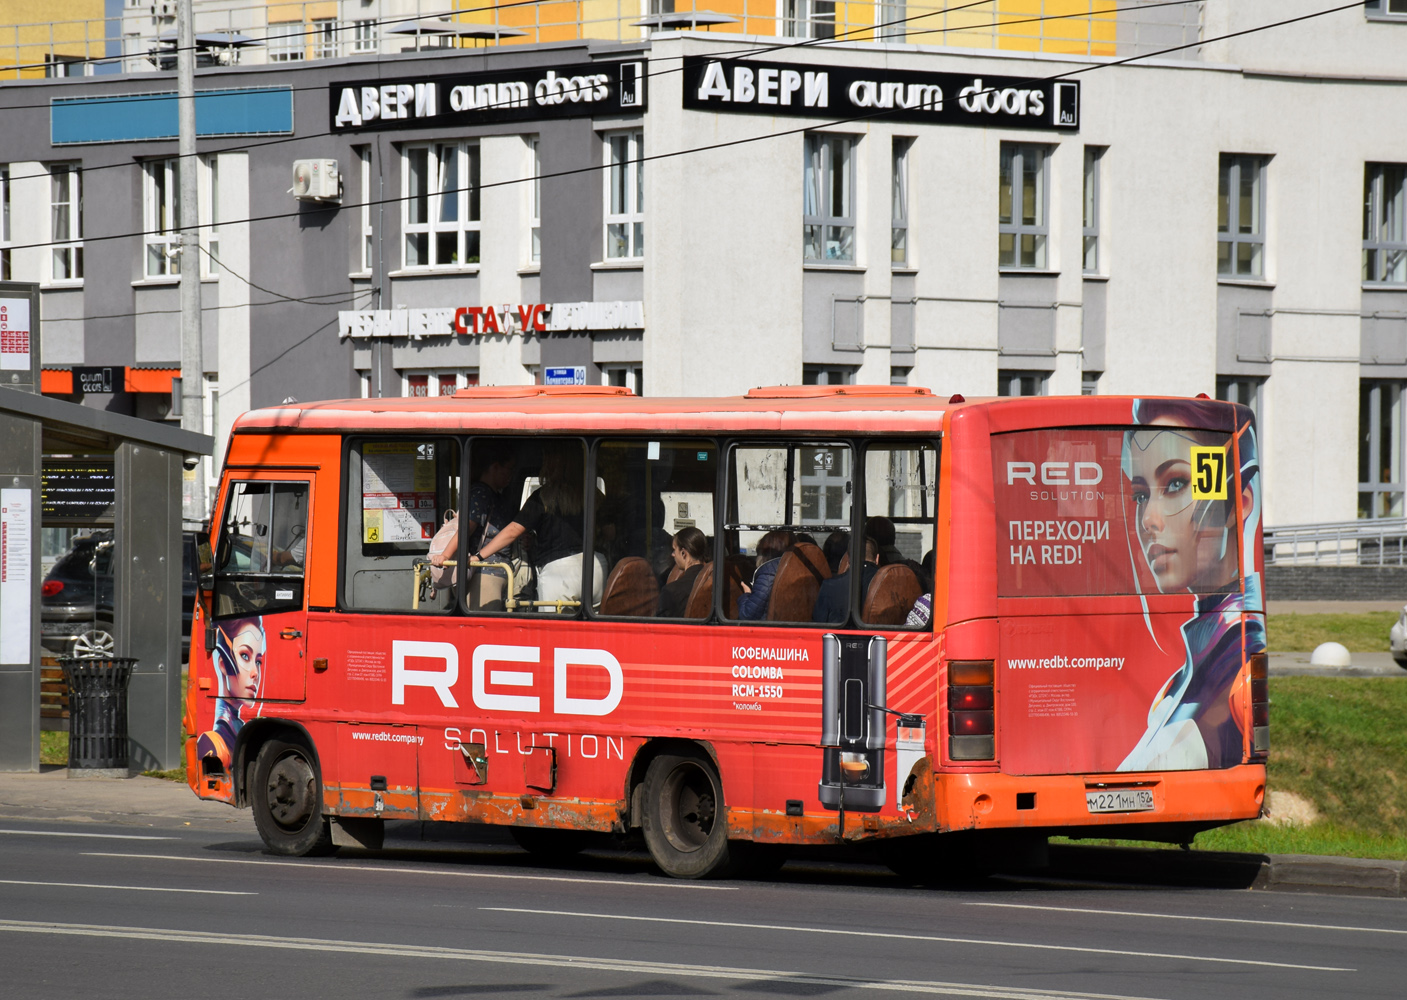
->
39, 530, 111, 656
42, 530, 202, 661
1390, 607, 1407, 669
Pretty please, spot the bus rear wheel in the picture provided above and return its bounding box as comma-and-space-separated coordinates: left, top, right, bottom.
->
251, 738, 335, 857
641, 752, 737, 879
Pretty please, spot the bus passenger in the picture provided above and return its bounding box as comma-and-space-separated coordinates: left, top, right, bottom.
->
736, 529, 794, 620
864, 515, 905, 566
437, 443, 516, 606
813, 536, 879, 623
659, 526, 710, 618
475, 445, 606, 610
822, 529, 849, 575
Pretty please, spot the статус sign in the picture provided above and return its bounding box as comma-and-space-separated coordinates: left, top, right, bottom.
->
330, 60, 646, 132
683, 56, 1079, 131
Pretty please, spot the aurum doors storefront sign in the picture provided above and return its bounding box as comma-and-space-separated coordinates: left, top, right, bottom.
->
683, 57, 1079, 130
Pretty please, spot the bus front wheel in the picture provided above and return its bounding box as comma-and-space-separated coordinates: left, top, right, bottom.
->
251, 738, 336, 857
641, 752, 736, 879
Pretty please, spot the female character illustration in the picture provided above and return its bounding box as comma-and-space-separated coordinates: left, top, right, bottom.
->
195, 616, 266, 770
1118, 399, 1265, 772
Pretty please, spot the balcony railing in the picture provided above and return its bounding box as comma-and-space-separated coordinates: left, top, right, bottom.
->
0, 1, 1204, 80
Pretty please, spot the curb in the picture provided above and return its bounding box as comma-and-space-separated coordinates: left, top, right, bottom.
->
1048, 844, 1407, 898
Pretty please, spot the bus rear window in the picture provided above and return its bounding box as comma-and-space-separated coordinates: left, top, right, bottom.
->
992, 424, 1245, 598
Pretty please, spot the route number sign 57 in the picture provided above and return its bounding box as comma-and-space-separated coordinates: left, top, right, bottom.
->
1191, 446, 1229, 500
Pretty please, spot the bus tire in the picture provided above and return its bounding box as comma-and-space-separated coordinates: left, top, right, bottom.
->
510, 826, 591, 859
641, 752, 736, 879
251, 738, 336, 857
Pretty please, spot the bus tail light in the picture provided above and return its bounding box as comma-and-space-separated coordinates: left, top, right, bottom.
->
948, 660, 994, 761
1249, 652, 1269, 757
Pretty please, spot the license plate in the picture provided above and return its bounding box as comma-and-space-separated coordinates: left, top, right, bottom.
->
1086, 789, 1155, 813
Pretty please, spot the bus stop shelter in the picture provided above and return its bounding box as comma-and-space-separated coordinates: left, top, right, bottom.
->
0, 385, 212, 772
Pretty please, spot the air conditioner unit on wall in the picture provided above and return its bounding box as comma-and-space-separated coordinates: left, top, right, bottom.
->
290, 159, 341, 202
152, 1, 177, 18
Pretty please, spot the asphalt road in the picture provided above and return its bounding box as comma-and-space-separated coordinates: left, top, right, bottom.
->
2, 818, 1404, 1000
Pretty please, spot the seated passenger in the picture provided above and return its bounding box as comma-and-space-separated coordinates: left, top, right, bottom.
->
864, 515, 906, 566
736, 529, 794, 620
822, 529, 849, 575
813, 536, 880, 623
659, 526, 709, 618
475, 445, 605, 610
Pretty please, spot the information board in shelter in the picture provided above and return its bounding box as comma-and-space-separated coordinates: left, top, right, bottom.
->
42, 459, 116, 523
0, 299, 31, 371
362, 442, 437, 544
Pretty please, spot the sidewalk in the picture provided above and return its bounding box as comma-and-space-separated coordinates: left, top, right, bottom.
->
0, 769, 1400, 896
0, 768, 255, 833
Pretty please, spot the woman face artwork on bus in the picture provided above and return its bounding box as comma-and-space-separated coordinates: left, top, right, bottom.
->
1117, 398, 1265, 774
1124, 418, 1249, 595
195, 616, 267, 771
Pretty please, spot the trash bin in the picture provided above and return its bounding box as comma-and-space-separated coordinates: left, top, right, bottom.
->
58, 656, 137, 771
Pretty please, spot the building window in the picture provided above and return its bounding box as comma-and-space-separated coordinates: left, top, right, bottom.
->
878, 0, 907, 40
312, 19, 338, 59
783, 0, 836, 39
1218, 154, 1266, 279
999, 144, 1047, 269
50, 163, 82, 282
1, 165, 10, 281
803, 365, 853, 385
200, 155, 219, 277
605, 130, 644, 260
1217, 376, 1264, 424
352, 19, 378, 52
1081, 372, 1101, 396
357, 146, 373, 273
891, 137, 910, 266
890, 366, 911, 385
601, 364, 643, 395
143, 158, 179, 277
1364, 163, 1406, 285
1366, 0, 1407, 18
804, 133, 855, 263
1083, 146, 1103, 273
403, 142, 480, 269
998, 371, 1047, 396
403, 370, 476, 397
1360, 380, 1404, 518
528, 136, 541, 264
268, 22, 306, 62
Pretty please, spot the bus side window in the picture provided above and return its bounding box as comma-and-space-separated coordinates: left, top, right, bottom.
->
341, 438, 460, 613
460, 437, 592, 616
860, 441, 938, 629
213, 481, 309, 619
592, 439, 718, 620
725, 442, 852, 625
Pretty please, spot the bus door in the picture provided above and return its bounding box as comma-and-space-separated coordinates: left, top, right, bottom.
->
209, 477, 313, 704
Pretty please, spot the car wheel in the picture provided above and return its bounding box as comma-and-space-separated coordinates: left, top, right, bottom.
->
72, 626, 115, 659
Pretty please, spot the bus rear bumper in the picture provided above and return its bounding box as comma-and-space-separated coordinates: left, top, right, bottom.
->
935, 765, 1267, 834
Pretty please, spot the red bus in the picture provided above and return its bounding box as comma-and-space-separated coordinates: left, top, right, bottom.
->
185, 385, 1268, 878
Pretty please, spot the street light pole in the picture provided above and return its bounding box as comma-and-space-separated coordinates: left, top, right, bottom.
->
177, 0, 206, 520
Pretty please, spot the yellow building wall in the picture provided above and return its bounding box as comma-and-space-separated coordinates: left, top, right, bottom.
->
0, 0, 105, 79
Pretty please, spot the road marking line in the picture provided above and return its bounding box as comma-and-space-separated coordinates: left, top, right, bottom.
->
480, 907, 1353, 973
80, 853, 735, 890
0, 879, 252, 896
0, 829, 178, 841
966, 902, 1407, 937
0, 919, 1170, 999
